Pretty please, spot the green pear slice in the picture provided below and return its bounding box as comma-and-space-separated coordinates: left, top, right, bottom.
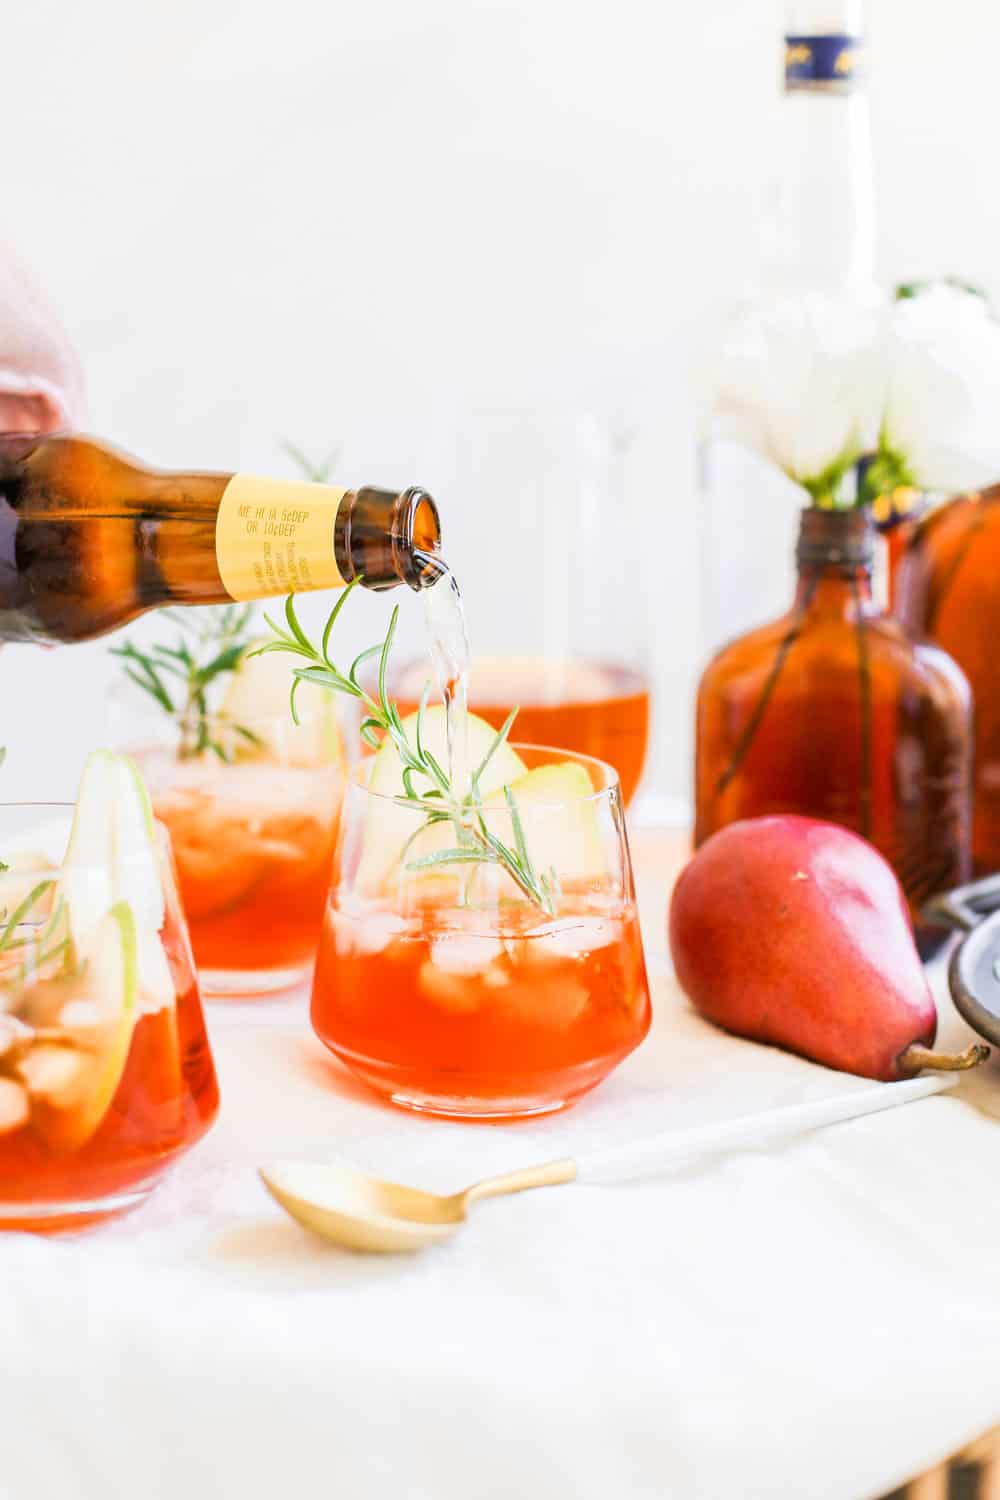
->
219, 644, 345, 768
110, 756, 174, 1012
61, 752, 174, 1011
357, 706, 527, 894
482, 761, 608, 886
61, 750, 116, 944
110, 754, 165, 934
23, 900, 138, 1153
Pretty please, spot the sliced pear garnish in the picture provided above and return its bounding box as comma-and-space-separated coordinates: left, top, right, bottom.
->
357, 706, 527, 894
219, 645, 346, 768
61, 751, 174, 1012
23, 900, 139, 1153
110, 754, 165, 934
61, 750, 117, 944
482, 761, 608, 886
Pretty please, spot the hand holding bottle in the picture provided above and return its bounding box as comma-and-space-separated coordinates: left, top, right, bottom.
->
0, 243, 85, 435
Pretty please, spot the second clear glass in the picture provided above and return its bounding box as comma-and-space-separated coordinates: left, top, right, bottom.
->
388, 406, 652, 806
113, 699, 347, 996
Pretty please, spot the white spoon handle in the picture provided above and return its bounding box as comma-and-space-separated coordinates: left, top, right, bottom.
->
574, 1073, 957, 1185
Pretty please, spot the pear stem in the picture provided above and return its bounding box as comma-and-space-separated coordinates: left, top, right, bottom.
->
898, 1041, 990, 1074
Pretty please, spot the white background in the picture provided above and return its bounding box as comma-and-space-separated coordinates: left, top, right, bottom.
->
2, 0, 997, 809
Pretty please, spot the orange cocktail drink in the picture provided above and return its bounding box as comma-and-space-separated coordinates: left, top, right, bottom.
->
0, 775, 218, 1231
146, 749, 343, 990
133, 698, 345, 996
311, 735, 651, 1118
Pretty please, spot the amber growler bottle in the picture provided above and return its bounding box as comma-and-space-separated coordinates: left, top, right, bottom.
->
894, 485, 1000, 876
695, 508, 972, 951
0, 433, 442, 643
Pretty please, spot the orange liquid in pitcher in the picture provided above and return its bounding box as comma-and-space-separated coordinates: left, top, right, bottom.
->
311, 894, 651, 1117
393, 655, 650, 806
0, 980, 218, 1231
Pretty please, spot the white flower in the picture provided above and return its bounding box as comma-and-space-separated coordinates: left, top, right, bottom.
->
700, 291, 887, 500
881, 285, 1000, 492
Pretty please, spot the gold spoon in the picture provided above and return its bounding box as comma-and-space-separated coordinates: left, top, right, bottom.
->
259, 1156, 577, 1253
259, 1072, 959, 1253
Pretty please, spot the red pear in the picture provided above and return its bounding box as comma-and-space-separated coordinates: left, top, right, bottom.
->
669, 815, 986, 1081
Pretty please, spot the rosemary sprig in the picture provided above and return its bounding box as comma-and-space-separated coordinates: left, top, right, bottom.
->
0, 883, 73, 991
252, 584, 557, 914
111, 604, 263, 760
282, 440, 342, 484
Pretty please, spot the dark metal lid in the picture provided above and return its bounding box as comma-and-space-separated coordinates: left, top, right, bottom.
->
796, 507, 875, 570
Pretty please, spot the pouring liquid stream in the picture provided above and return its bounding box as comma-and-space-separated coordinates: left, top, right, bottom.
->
420, 556, 471, 802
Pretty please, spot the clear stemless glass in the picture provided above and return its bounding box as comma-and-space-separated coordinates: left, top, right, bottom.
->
0, 805, 218, 1231
310, 746, 652, 1119
387, 406, 652, 806
116, 701, 347, 997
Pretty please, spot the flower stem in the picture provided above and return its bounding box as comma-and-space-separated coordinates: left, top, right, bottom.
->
714, 575, 820, 799
850, 576, 873, 842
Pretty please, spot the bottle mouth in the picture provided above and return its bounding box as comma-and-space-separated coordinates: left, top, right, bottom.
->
335, 485, 443, 592
396, 488, 442, 591
796, 506, 874, 569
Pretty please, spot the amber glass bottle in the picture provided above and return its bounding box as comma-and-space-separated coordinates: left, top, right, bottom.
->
0, 433, 442, 643
695, 508, 972, 950
894, 485, 1000, 876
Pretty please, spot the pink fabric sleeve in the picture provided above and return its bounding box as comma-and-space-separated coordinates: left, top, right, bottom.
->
0, 243, 85, 434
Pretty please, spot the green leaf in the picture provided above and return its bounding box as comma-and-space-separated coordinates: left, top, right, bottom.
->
282, 438, 341, 483
405, 848, 497, 871
0, 879, 55, 953
348, 642, 383, 689
471, 707, 518, 788
321, 577, 361, 667
294, 663, 355, 694
378, 605, 399, 712
289, 674, 304, 727
283, 595, 311, 651
504, 785, 535, 884
232, 723, 265, 747
415, 680, 432, 765
196, 642, 248, 685
422, 748, 449, 792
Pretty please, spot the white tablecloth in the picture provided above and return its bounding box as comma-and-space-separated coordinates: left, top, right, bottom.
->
4, 833, 1000, 1500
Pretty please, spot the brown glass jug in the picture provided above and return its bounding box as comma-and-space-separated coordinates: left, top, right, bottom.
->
695, 508, 972, 951
894, 485, 1000, 877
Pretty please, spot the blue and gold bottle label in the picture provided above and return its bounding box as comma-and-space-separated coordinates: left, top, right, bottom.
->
785, 34, 863, 92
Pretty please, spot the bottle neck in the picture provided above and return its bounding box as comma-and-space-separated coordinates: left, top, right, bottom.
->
793, 507, 875, 613
765, 3, 875, 294
156, 472, 441, 604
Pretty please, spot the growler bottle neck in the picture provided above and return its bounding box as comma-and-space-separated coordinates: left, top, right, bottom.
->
793, 506, 875, 612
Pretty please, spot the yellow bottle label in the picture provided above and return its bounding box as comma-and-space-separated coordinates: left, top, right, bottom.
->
215, 474, 349, 601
